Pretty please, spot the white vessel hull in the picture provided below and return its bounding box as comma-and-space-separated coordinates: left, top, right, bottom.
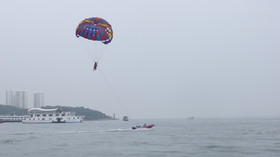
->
22, 119, 82, 124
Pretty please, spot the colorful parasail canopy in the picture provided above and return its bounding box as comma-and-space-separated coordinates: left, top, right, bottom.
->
76, 17, 113, 44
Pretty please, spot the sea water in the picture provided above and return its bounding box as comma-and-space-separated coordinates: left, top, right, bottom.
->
1, 118, 280, 157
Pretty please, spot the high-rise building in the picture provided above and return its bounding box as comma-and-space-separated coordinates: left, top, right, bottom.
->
6, 90, 14, 106
15, 91, 28, 109
34, 92, 44, 108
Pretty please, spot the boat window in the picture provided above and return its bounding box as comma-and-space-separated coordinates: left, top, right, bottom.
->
33, 118, 35, 120
77, 117, 79, 119
42, 114, 46, 117
48, 114, 53, 116
36, 114, 40, 117
62, 114, 65, 116
29, 118, 31, 120
31, 115, 33, 117
49, 118, 52, 120
55, 114, 59, 116
42, 118, 45, 120
38, 118, 40, 120
67, 114, 70, 116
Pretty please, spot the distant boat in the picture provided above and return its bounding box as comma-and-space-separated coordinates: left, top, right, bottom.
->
123, 116, 129, 121
132, 124, 155, 130
187, 117, 194, 120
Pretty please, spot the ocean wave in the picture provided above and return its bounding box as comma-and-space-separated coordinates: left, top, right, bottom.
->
0, 139, 18, 144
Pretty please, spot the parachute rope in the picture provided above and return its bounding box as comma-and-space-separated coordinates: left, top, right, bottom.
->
98, 67, 131, 118
94, 42, 98, 62
78, 39, 95, 63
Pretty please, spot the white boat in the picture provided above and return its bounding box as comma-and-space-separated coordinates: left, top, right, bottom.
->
123, 116, 129, 121
22, 108, 84, 124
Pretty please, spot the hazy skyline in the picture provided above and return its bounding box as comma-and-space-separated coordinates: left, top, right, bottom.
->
1, 0, 280, 118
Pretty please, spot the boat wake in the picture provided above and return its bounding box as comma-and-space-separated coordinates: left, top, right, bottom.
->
54, 130, 102, 134
108, 128, 132, 132
108, 128, 153, 132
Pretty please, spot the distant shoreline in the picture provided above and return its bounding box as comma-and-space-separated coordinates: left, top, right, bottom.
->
0, 104, 113, 121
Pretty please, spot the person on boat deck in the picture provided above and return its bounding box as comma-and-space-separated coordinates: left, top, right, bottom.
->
143, 123, 147, 126
93, 62, 98, 71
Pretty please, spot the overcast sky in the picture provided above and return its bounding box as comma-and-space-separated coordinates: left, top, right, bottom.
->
0, 0, 279, 119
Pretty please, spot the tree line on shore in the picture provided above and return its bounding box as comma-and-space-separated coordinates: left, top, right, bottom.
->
0, 104, 113, 120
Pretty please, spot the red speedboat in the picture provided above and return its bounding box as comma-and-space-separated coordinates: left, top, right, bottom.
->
132, 124, 155, 130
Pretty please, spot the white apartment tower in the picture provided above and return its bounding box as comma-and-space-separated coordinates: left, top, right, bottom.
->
34, 92, 44, 108
15, 91, 28, 109
6, 90, 14, 106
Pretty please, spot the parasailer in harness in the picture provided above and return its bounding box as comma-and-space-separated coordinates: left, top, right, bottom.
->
93, 62, 98, 71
